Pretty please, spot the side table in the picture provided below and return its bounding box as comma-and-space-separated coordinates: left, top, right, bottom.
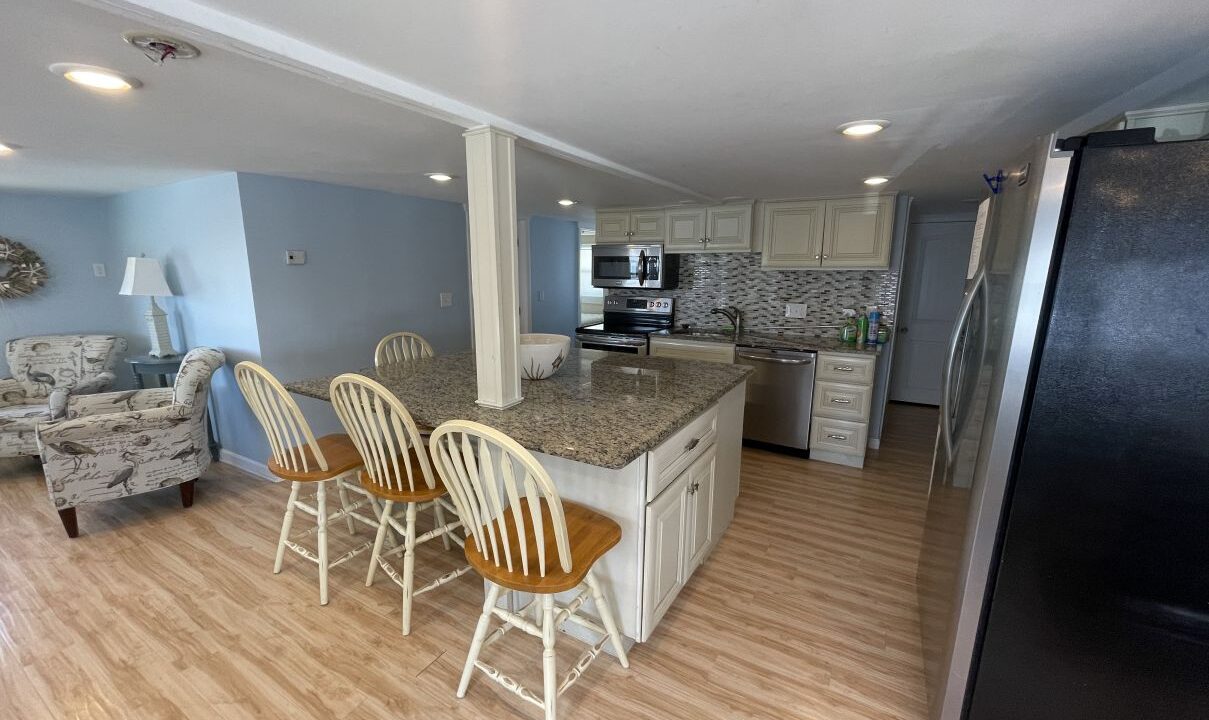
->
126, 354, 221, 461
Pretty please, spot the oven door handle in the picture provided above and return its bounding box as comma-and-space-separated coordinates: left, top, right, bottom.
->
576, 334, 647, 347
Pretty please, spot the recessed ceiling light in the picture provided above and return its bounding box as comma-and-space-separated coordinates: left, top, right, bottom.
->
864, 176, 891, 185
426, 173, 455, 183
837, 119, 889, 137
0, 143, 14, 156
49, 63, 141, 91
557, 199, 577, 207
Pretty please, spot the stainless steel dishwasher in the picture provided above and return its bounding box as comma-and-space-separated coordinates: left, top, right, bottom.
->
736, 346, 816, 451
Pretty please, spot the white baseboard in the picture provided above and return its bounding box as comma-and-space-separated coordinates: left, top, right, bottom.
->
867, 437, 881, 450
218, 448, 277, 482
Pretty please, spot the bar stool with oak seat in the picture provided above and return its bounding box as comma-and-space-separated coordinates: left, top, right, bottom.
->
235, 361, 380, 605
374, 331, 435, 369
428, 420, 630, 720
328, 373, 470, 635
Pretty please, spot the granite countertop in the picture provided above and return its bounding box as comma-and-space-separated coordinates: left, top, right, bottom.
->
651, 328, 883, 356
285, 349, 753, 470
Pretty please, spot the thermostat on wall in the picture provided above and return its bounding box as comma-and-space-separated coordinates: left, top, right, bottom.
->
285, 249, 306, 265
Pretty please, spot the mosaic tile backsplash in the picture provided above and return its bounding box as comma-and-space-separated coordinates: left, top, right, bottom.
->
610, 253, 899, 333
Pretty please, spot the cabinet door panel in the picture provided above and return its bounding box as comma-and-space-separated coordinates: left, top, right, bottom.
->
642, 473, 689, 638
821, 196, 893, 268
596, 211, 631, 243
666, 208, 707, 253
704, 204, 752, 252
760, 201, 825, 267
686, 446, 717, 572
630, 211, 667, 242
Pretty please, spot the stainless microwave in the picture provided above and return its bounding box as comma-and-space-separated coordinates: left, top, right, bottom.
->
590, 244, 680, 289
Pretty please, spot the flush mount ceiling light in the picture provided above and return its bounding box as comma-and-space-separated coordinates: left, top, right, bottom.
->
837, 119, 889, 137
426, 173, 455, 183
864, 176, 891, 185
0, 143, 14, 156
123, 33, 201, 64
49, 63, 141, 91
557, 199, 577, 207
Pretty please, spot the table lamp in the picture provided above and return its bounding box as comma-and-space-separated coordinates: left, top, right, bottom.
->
119, 257, 178, 357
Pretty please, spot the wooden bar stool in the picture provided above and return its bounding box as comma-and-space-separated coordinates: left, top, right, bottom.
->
428, 420, 629, 720
374, 331, 435, 369
328, 373, 470, 635
234, 361, 380, 605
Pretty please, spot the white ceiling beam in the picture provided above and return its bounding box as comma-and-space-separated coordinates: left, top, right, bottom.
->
76, 0, 714, 202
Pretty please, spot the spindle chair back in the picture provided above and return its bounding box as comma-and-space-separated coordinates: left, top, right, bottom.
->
374, 331, 435, 369
329, 373, 435, 495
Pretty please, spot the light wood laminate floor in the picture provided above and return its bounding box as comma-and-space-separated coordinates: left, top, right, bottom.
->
0, 404, 936, 720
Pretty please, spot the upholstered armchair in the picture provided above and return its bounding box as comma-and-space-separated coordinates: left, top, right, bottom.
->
0, 334, 127, 458
36, 347, 225, 537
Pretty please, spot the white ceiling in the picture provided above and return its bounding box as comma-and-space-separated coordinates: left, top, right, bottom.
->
3, 0, 1209, 216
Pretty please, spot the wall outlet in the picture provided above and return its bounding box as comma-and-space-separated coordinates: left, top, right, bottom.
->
92, 263, 106, 278
785, 302, 808, 319
285, 249, 306, 265
439, 292, 453, 308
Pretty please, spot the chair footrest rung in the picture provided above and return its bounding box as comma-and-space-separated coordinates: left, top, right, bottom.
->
474, 661, 544, 710
283, 540, 318, 563
491, 606, 544, 638
558, 634, 610, 696
414, 564, 473, 596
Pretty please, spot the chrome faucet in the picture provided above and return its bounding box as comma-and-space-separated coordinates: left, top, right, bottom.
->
711, 306, 742, 338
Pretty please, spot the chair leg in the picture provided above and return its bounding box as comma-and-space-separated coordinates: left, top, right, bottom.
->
458, 582, 501, 698
274, 482, 301, 574
337, 476, 356, 535
586, 569, 630, 668
434, 500, 452, 551
317, 481, 330, 606
541, 593, 557, 720
58, 507, 79, 539
366, 499, 394, 587
401, 502, 418, 635
179, 479, 196, 508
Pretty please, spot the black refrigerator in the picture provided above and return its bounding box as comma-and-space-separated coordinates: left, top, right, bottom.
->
918, 130, 1209, 719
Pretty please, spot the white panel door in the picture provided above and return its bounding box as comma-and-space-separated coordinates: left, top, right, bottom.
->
685, 446, 717, 573
889, 220, 975, 404
760, 200, 826, 267
595, 211, 631, 243
821, 196, 894, 268
703, 204, 752, 252
641, 471, 689, 639
666, 207, 707, 253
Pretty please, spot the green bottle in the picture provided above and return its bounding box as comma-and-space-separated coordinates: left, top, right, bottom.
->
856, 306, 869, 347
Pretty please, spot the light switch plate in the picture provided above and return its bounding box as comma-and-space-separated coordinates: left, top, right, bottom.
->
439, 292, 453, 308
285, 249, 306, 265
785, 302, 808, 319
92, 263, 106, 278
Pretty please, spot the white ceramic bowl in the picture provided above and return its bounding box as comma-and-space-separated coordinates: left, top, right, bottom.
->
519, 333, 571, 380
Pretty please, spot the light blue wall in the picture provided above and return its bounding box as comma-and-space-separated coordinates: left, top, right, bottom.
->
109, 173, 266, 461
528, 216, 580, 338
0, 192, 136, 383
235, 173, 472, 435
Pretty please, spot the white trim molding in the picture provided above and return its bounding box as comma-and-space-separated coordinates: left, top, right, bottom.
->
218, 449, 278, 482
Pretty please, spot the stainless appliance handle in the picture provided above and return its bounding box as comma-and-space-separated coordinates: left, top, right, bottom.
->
941, 269, 987, 462
736, 352, 813, 365
576, 333, 646, 347
637, 249, 647, 285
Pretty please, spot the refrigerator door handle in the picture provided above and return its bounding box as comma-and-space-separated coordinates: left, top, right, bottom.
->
942, 269, 987, 463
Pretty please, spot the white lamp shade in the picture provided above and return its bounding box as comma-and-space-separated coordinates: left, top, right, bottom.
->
119, 257, 173, 297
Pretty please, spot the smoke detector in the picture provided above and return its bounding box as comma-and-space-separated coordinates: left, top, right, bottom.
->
123, 33, 201, 64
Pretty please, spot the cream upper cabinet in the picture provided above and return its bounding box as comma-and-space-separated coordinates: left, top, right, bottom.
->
760, 200, 826, 268
595, 209, 666, 244
666, 207, 707, 252
820, 195, 894, 268
758, 194, 893, 269
701, 203, 753, 252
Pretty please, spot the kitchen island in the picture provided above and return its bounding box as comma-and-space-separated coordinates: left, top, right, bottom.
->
286, 349, 751, 644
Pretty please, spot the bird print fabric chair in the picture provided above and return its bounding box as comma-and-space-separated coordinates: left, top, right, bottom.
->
35, 347, 225, 537
0, 335, 127, 457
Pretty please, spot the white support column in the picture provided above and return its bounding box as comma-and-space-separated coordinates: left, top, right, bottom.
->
464, 125, 523, 409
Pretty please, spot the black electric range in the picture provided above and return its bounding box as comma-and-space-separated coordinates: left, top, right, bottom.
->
574, 295, 674, 354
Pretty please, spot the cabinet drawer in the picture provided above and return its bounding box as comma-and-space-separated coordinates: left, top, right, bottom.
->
812, 381, 872, 422
647, 405, 718, 502
816, 353, 876, 385
809, 417, 868, 455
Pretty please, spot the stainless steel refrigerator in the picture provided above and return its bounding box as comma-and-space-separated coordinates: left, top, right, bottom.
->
918, 129, 1209, 719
